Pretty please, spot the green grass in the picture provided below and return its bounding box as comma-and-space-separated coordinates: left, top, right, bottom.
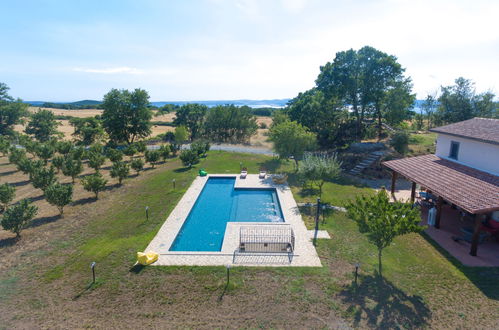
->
408, 132, 437, 156
1, 151, 497, 328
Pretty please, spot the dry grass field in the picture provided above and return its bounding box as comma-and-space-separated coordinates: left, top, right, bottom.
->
18, 107, 272, 147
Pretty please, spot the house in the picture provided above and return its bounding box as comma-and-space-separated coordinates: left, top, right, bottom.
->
382, 118, 499, 264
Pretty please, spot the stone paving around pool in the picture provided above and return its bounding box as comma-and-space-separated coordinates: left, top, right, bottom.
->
146, 174, 323, 267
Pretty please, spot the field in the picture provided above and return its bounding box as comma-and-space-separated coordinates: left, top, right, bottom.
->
17, 107, 273, 148
0, 152, 497, 329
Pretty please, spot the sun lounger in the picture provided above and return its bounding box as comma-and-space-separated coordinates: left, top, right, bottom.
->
259, 170, 266, 179
240, 167, 248, 179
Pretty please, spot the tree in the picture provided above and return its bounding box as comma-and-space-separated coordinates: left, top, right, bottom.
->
88, 151, 106, 173
0, 183, 15, 211
25, 109, 60, 142
88, 143, 104, 155
204, 105, 258, 143
0, 82, 29, 136
45, 183, 73, 216
106, 148, 123, 163
179, 149, 200, 167
62, 158, 83, 183
69, 117, 104, 146
123, 144, 137, 159
35, 143, 55, 165
390, 131, 410, 154
52, 155, 65, 173
299, 153, 342, 198
134, 141, 147, 154
346, 189, 424, 276
8, 147, 26, 165
174, 126, 189, 146
421, 93, 438, 129
269, 120, 316, 168
130, 158, 144, 175
102, 88, 152, 144
69, 146, 85, 161
173, 103, 208, 140
437, 77, 497, 124
190, 140, 210, 157
145, 150, 160, 168
110, 161, 130, 185
1, 199, 38, 238
381, 78, 416, 127
159, 144, 171, 162
30, 166, 57, 192
81, 173, 107, 199
56, 140, 74, 155
0, 136, 11, 156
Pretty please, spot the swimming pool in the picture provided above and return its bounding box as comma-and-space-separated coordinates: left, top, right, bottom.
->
170, 177, 284, 251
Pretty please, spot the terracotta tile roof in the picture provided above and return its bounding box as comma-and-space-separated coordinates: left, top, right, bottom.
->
383, 154, 499, 214
429, 118, 499, 145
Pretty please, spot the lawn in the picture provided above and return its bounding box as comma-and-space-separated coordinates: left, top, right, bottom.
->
408, 132, 437, 156
0, 151, 497, 328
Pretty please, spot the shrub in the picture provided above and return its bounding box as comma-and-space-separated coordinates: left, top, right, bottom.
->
52, 155, 65, 173
88, 152, 106, 173
106, 148, 123, 162
134, 141, 147, 154
1, 199, 38, 238
62, 158, 83, 183
259, 122, 268, 129
0, 183, 15, 211
191, 140, 210, 157
45, 183, 73, 216
81, 173, 107, 199
35, 143, 55, 164
123, 144, 137, 158
110, 161, 130, 185
390, 131, 410, 154
145, 150, 160, 168
179, 149, 199, 167
56, 140, 73, 155
159, 144, 170, 161
130, 158, 144, 175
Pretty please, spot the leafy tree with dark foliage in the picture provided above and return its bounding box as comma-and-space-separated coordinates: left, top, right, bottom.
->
0, 82, 29, 136
173, 103, 208, 140
102, 88, 152, 144
70, 117, 104, 146
45, 183, 73, 216
1, 199, 38, 238
25, 109, 60, 142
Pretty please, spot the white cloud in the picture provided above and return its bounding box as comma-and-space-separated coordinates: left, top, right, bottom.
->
72, 66, 144, 74
280, 0, 309, 13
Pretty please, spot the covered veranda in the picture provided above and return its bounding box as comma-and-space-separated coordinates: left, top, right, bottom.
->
383, 154, 499, 266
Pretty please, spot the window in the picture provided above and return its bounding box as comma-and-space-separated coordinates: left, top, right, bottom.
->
449, 141, 459, 160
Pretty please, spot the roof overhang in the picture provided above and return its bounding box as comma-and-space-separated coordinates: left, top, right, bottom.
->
383, 154, 499, 214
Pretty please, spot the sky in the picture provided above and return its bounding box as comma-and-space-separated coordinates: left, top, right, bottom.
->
1, 0, 498, 102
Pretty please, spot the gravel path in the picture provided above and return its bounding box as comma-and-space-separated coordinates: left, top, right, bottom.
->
147, 143, 275, 156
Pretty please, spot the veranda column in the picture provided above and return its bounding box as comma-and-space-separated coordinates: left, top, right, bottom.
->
435, 196, 443, 229
410, 182, 417, 203
390, 171, 398, 195
470, 214, 486, 256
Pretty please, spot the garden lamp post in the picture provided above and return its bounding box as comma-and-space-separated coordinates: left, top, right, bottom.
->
313, 197, 321, 246
90, 262, 96, 284
145, 206, 149, 221
354, 262, 360, 286
172, 178, 176, 189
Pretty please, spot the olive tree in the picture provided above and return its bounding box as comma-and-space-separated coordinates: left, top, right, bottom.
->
179, 149, 199, 168
299, 153, 342, 198
145, 150, 160, 168
130, 158, 144, 175
1, 199, 38, 238
30, 166, 57, 192
62, 158, 83, 183
88, 152, 106, 173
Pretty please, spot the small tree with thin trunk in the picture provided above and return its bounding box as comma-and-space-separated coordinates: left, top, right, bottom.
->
110, 161, 130, 185
145, 150, 160, 168
45, 183, 73, 216
30, 166, 57, 192
130, 158, 144, 175
179, 149, 199, 168
346, 189, 424, 277
106, 148, 123, 163
81, 173, 107, 199
35, 143, 55, 165
299, 153, 342, 199
52, 155, 65, 173
62, 158, 83, 183
123, 144, 137, 160
1, 199, 38, 238
159, 144, 170, 162
88, 151, 106, 173
0, 183, 15, 212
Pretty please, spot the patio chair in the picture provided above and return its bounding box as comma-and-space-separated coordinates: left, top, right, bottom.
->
259, 168, 266, 179
240, 167, 248, 179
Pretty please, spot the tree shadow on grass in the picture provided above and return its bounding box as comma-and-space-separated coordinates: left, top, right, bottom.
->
72, 197, 96, 206
29, 194, 45, 202
174, 167, 191, 173
257, 158, 282, 173
421, 232, 499, 300
29, 214, 61, 228
0, 170, 18, 177
104, 183, 121, 191
10, 179, 30, 187
339, 274, 431, 329
129, 264, 145, 274
0, 236, 19, 248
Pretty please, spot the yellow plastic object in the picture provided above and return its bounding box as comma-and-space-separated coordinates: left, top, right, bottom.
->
137, 251, 159, 265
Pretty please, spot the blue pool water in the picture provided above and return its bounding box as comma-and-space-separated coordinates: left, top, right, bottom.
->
170, 177, 284, 251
